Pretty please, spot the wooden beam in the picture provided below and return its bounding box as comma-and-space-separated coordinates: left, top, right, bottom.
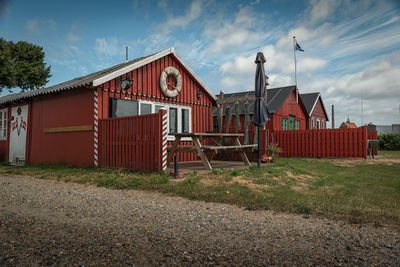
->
44, 125, 94, 133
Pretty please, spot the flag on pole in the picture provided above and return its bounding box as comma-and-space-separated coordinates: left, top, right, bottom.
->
295, 41, 304, 52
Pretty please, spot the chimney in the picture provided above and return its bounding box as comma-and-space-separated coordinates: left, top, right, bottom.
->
331, 105, 335, 129
125, 46, 128, 62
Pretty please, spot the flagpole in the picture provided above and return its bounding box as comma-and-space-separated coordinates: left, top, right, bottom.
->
293, 36, 298, 103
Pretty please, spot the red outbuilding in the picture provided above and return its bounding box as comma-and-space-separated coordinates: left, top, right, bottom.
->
0, 48, 216, 168
300, 92, 329, 129
214, 85, 309, 132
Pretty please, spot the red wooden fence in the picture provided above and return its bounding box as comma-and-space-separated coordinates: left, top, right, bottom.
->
219, 126, 375, 160
98, 110, 166, 172
274, 126, 369, 158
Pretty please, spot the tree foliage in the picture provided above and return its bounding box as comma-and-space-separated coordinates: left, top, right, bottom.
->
0, 38, 51, 92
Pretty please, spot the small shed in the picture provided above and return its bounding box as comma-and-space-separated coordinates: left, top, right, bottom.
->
300, 92, 329, 129
214, 85, 308, 132
0, 47, 216, 168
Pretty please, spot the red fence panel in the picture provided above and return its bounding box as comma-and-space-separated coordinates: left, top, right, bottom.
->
273, 126, 369, 158
98, 110, 166, 172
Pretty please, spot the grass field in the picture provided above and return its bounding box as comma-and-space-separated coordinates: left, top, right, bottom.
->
1, 150, 399, 225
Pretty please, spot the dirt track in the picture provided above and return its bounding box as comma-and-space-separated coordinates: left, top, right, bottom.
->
1, 175, 399, 266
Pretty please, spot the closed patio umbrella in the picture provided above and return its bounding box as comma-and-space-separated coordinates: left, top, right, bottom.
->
253, 52, 271, 168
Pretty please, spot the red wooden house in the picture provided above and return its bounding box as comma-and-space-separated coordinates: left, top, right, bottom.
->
300, 92, 329, 129
214, 85, 308, 133
0, 47, 216, 170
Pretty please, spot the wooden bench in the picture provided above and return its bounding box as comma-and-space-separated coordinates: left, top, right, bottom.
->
167, 133, 254, 170
202, 144, 257, 152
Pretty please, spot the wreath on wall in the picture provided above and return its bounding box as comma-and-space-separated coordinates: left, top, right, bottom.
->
160, 66, 182, 98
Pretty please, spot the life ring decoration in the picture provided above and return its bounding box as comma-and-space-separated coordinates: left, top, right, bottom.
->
160, 66, 182, 98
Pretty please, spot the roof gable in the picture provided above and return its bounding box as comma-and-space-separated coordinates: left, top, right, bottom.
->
215, 85, 296, 115
0, 47, 216, 105
300, 92, 329, 120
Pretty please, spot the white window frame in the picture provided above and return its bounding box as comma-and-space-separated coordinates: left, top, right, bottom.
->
311, 118, 314, 129
137, 100, 192, 141
316, 119, 320, 129
321, 120, 324, 129
0, 108, 7, 141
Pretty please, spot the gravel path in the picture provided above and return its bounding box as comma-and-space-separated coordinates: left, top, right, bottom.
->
0, 175, 399, 266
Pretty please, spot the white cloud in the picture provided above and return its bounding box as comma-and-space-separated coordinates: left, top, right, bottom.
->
95, 37, 122, 57
67, 23, 82, 42
67, 32, 81, 42
204, 6, 267, 55
308, 0, 341, 24
158, 0, 202, 35
301, 50, 400, 126
25, 18, 56, 34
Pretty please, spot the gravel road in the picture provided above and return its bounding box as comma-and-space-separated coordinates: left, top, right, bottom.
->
0, 175, 399, 266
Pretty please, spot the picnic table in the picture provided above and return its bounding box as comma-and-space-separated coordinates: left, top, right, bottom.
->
166, 133, 257, 170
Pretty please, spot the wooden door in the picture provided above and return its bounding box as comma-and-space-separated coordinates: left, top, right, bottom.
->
288, 115, 294, 130
9, 105, 28, 164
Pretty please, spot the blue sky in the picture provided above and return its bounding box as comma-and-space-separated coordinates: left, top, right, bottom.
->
1, 0, 399, 126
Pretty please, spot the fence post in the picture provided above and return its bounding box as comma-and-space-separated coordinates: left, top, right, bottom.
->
160, 109, 168, 171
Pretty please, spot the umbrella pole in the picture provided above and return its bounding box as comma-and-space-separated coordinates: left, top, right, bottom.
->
257, 126, 261, 168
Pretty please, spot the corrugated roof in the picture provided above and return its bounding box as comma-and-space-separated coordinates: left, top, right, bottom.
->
0, 54, 154, 105
300, 92, 319, 116
212, 85, 296, 116
0, 47, 217, 105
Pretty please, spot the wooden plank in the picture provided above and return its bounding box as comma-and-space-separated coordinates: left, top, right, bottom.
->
44, 125, 93, 133
233, 137, 251, 166
202, 144, 257, 151
192, 136, 212, 170
166, 136, 181, 167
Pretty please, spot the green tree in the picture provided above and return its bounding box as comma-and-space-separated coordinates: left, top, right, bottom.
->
0, 38, 51, 92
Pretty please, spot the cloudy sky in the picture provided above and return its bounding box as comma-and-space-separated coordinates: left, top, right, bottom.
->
1, 0, 399, 127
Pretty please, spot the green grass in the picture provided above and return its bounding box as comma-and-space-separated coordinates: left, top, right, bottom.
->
1, 151, 399, 225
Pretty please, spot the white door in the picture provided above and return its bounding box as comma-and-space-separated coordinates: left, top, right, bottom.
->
9, 105, 28, 164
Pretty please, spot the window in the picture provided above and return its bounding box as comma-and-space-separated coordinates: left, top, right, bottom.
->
295, 120, 300, 130
321, 120, 324, 129
140, 103, 152, 115
169, 108, 178, 134
0, 109, 7, 140
213, 117, 218, 130
110, 98, 138, 117
182, 109, 189, 133
282, 118, 288, 130
311, 118, 314, 129
155, 105, 164, 113
316, 119, 320, 129
111, 98, 191, 140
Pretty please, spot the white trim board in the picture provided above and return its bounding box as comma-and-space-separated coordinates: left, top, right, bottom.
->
92, 47, 217, 101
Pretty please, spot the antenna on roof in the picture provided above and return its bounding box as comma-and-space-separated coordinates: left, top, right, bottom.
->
125, 46, 128, 62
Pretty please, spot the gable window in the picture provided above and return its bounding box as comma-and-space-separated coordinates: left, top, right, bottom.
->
321, 120, 324, 129
295, 120, 300, 130
0, 109, 7, 140
311, 118, 314, 129
316, 119, 320, 129
282, 118, 288, 130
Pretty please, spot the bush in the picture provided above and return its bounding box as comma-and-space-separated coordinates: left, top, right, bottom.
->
378, 134, 400, 150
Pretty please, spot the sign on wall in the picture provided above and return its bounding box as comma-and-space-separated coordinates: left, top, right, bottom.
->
9, 104, 28, 165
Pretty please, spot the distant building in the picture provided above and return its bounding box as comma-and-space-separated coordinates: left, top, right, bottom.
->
300, 92, 329, 129
376, 124, 400, 135
340, 117, 357, 129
